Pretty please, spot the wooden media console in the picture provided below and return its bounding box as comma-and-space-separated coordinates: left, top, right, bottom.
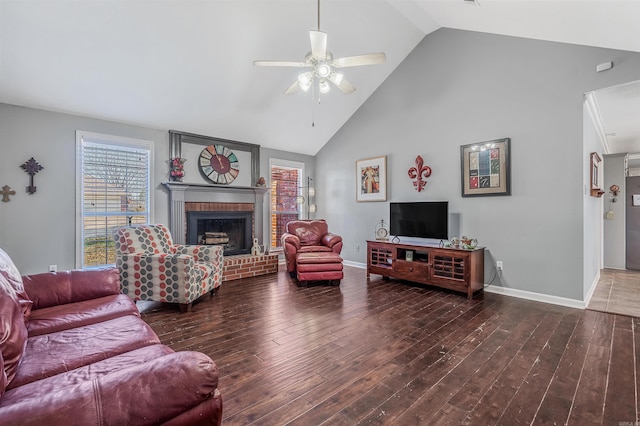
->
366, 240, 485, 299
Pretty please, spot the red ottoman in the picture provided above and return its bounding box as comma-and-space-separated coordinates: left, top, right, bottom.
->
296, 252, 343, 286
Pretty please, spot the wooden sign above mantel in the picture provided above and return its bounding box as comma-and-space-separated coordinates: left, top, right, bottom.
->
169, 130, 261, 187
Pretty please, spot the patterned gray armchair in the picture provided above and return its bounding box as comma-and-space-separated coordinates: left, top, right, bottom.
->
113, 224, 223, 312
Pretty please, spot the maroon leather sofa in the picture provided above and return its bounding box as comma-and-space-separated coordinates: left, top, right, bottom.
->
281, 219, 343, 277
0, 248, 222, 425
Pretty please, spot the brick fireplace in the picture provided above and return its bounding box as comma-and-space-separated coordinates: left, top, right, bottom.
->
163, 182, 268, 245
163, 182, 277, 281
185, 202, 253, 255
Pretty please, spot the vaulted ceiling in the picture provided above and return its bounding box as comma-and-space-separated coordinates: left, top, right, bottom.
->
1, 0, 638, 155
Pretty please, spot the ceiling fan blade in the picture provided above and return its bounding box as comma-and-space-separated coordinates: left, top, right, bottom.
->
329, 75, 356, 94
332, 52, 386, 68
309, 30, 327, 59
284, 80, 301, 95
253, 60, 308, 67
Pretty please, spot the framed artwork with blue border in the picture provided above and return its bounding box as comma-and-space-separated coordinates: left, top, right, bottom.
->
460, 138, 511, 197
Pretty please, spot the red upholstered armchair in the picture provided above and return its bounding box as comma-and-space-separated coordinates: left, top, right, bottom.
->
281, 219, 343, 276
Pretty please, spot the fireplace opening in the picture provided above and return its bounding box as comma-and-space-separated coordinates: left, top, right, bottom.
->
187, 211, 252, 256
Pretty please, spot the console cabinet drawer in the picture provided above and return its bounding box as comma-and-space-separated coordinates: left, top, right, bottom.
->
393, 260, 429, 282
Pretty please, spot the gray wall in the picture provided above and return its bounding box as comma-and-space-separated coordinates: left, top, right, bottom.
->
0, 104, 315, 274
0, 104, 170, 274
603, 153, 627, 269
582, 104, 604, 298
315, 28, 640, 301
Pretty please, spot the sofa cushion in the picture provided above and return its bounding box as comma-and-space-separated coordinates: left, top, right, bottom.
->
0, 345, 174, 408
0, 350, 219, 426
22, 268, 120, 310
288, 220, 329, 246
27, 294, 140, 337
9, 314, 160, 389
114, 223, 174, 255
0, 276, 28, 392
0, 248, 33, 324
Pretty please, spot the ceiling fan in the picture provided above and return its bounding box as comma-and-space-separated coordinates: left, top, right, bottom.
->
253, 0, 386, 98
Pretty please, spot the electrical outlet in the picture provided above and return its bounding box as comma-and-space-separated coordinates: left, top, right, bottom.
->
496, 261, 503, 271
49, 264, 57, 272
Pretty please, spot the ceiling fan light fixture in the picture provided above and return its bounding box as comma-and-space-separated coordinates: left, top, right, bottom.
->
253, 0, 385, 100
319, 79, 330, 94
316, 63, 331, 78
329, 72, 343, 85
298, 71, 313, 91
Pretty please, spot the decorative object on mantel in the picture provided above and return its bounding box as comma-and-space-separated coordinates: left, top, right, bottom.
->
408, 155, 432, 192
168, 157, 186, 182
256, 177, 266, 187
199, 144, 239, 185
1, 185, 16, 202
356, 156, 387, 202
374, 219, 389, 241
461, 138, 511, 197
20, 157, 43, 194
589, 152, 604, 197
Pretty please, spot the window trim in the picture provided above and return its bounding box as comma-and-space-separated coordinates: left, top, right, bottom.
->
269, 158, 305, 249
75, 130, 154, 268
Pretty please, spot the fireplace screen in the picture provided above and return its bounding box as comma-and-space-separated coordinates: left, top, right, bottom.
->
187, 211, 252, 255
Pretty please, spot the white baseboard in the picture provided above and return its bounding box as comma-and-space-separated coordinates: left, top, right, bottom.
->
344, 260, 366, 269
343, 261, 586, 310
583, 271, 601, 307
484, 285, 585, 309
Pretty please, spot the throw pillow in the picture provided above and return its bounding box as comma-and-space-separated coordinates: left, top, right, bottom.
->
0, 248, 33, 324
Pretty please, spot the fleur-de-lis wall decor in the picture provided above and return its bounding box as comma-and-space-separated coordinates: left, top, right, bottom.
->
408, 155, 432, 192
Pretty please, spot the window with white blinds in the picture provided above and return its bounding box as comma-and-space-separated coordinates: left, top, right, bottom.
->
76, 131, 153, 268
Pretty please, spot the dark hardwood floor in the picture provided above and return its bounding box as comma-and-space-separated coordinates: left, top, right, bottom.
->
141, 265, 638, 425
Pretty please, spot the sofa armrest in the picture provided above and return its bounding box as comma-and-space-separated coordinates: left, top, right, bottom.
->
322, 233, 342, 249
174, 244, 224, 264
0, 351, 220, 426
22, 268, 120, 310
281, 232, 300, 250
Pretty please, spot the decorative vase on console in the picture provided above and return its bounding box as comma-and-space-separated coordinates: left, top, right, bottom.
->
169, 157, 186, 182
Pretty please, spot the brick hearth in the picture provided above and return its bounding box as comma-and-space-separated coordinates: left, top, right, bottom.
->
222, 254, 279, 282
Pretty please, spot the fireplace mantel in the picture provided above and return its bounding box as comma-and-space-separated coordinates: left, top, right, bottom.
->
162, 182, 269, 245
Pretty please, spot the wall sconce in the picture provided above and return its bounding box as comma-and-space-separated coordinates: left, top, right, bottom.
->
296, 176, 316, 220
609, 184, 620, 202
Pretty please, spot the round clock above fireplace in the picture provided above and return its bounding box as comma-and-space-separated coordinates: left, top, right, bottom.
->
198, 144, 240, 185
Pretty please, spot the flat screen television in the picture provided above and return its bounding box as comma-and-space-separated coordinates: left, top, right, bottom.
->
390, 201, 449, 240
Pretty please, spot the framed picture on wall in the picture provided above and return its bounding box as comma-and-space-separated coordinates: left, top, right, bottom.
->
356, 156, 387, 202
460, 138, 511, 197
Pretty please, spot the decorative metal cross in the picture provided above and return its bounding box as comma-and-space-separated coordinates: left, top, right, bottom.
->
20, 157, 44, 194
1, 185, 16, 202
